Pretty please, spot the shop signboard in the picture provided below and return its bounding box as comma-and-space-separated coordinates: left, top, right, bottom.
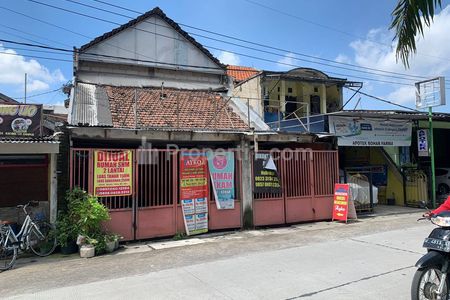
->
329, 116, 412, 147
332, 183, 357, 222
207, 151, 235, 210
254, 152, 281, 194
0, 104, 42, 137
180, 152, 209, 235
417, 129, 429, 157
93, 150, 133, 197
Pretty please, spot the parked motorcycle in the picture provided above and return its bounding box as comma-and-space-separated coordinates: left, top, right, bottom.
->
412, 210, 450, 300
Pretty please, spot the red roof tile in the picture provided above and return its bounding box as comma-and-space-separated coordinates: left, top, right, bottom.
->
226, 65, 259, 83
106, 86, 249, 130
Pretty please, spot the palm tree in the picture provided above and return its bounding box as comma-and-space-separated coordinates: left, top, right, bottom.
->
390, 0, 442, 68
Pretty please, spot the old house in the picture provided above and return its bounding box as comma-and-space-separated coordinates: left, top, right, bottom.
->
67, 7, 339, 240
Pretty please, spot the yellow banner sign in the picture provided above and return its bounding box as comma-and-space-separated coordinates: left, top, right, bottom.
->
94, 150, 133, 197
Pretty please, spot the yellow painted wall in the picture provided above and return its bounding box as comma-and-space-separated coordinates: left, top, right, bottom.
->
233, 77, 344, 118
369, 148, 404, 205
232, 77, 263, 116
344, 147, 405, 205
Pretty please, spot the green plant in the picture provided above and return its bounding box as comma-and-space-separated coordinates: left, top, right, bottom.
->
70, 194, 110, 236
56, 188, 111, 252
56, 214, 78, 248
173, 232, 187, 240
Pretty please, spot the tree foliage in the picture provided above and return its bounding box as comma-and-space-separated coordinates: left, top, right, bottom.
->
390, 0, 442, 68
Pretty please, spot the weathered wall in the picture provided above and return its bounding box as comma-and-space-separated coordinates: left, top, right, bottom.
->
232, 77, 262, 116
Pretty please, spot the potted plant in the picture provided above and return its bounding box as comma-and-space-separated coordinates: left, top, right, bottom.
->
57, 188, 114, 258
105, 234, 116, 253
56, 214, 78, 254
79, 237, 97, 258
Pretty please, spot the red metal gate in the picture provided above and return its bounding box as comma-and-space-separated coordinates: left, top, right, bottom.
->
70, 148, 242, 241
253, 150, 338, 226
70, 149, 134, 240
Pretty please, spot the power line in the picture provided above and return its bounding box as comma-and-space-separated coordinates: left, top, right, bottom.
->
12, 0, 450, 87
18, 0, 450, 86
0, 23, 72, 48
0, 29, 48, 46
14, 87, 62, 100
243, 0, 450, 64
0, 6, 156, 61
345, 87, 420, 112
22, 0, 422, 85
0, 38, 417, 86
0, 50, 72, 62
68, 0, 435, 83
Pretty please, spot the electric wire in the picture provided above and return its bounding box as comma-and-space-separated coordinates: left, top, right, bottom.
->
18, 0, 423, 86
243, 0, 450, 63
89, 0, 450, 82
60, 0, 436, 83
0, 38, 417, 86
12, 0, 450, 87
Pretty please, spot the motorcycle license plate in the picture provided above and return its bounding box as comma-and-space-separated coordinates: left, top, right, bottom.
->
423, 238, 450, 252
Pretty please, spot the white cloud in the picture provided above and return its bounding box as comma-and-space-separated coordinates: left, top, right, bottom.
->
0, 44, 66, 92
27, 80, 50, 92
217, 51, 241, 65
337, 5, 450, 107
335, 54, 351, 64
277, 52, 296, 70
386, 85, 416, 104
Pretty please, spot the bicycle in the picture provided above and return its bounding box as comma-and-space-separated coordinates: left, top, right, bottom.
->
0, 201, 57, 271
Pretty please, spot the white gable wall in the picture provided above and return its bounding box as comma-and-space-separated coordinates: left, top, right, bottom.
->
78, 15, 221, 72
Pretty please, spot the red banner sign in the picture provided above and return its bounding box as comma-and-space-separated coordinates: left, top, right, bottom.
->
332, 183, 350, 222
180, 152, 209, 235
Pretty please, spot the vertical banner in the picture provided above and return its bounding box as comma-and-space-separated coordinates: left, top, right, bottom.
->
417, 129, 429, 157
93, 150, 133, 197
207, 151, 235, 209
332, 184, 350, 222
253, 152, 281, 194
180, 152, 209, 235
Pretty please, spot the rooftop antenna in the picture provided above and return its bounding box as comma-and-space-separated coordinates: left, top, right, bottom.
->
160, 82, 165, 99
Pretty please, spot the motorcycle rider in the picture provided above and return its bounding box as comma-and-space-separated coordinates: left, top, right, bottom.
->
424, 196, 450, 217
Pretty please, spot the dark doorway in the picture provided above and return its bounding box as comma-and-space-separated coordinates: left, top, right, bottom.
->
285, 96, 297, 119
310, 95, 321, 115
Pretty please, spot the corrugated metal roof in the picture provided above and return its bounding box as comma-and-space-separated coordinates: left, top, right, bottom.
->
69, 83, 113, 126
334, 110, 450, 120
0, 136, 59, 144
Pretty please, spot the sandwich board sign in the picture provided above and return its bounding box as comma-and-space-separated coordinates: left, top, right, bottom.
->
332, 184, 357, 223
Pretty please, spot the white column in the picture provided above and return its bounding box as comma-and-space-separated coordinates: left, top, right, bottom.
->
320, 83, 327, 114
49, 153, 58, 224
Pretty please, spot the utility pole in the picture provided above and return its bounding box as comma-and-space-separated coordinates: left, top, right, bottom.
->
24, 73, 27, 104
429, 106, 436, 208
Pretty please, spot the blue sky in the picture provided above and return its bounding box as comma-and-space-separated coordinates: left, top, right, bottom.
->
1, 0, 449, 112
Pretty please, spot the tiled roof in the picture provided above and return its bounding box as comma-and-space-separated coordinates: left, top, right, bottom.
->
226, 65, 260, 82
78, 7, 223, 69
106, 86, 249, 130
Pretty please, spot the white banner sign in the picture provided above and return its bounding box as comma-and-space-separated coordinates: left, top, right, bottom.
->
417, 129, 429, 157
329, 116, 412, 147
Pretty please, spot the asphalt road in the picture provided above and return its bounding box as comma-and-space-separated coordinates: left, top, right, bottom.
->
2, 211, 432, 299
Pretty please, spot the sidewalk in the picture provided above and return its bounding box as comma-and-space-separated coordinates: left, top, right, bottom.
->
3, 207, 429, 299
13, 205, 424, 264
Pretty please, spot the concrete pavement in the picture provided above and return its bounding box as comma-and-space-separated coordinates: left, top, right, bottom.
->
1, 211, 432, 299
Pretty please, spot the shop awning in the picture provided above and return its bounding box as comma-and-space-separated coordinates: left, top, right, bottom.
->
0, 137, 59, 154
